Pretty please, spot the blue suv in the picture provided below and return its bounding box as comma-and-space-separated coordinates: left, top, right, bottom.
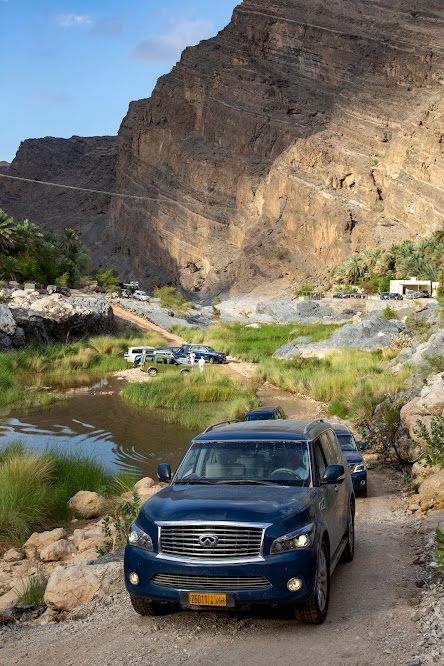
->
176, 344, 226, 364
332, 424, 367, 497
124, 419, 355, 624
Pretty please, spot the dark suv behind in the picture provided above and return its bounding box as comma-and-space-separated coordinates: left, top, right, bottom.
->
124, 419, 355, 624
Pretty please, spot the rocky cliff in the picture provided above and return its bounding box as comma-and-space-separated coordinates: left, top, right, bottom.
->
0, 137, 117, 269
1, 0, 444, 296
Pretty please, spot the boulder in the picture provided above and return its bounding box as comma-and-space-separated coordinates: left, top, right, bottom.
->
44, 562, 122, 610
77, 536, 105, 553
23, 528, 67, 559
408, 329, 444, 371
400, 372, 444, 440
3, 548, 24, 563
67, 491, 104, 518
418, 469, 444, 495
134, 476, 156, 491
40, 539, 77, 562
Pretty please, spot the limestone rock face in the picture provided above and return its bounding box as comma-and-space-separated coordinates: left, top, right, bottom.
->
67, 491, 104, 519
39, 539, 77, 562
1, 1, 443, 294
401, 372, 444, 440
0, 136, 117, 270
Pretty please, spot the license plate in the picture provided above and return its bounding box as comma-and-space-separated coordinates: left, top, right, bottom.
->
188, 592, 227, 607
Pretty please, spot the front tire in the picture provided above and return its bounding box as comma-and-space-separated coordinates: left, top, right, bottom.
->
294, 541, 330, 624
130, 596, 159, 616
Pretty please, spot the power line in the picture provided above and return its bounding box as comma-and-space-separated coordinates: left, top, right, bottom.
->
0, 172, 202, 211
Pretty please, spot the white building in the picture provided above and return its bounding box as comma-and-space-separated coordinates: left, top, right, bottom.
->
389, 277, 439, 297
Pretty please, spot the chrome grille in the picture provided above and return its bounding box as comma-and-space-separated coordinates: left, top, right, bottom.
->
152, 573, 270, 589
159, 523, 264, 559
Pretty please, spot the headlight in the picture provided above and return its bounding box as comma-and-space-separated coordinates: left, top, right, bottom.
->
353, 463, 366, 473
127, 523, 153, 551
270, 524, 315, 555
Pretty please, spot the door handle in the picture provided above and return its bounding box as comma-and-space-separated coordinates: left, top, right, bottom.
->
334, 484, 339, 492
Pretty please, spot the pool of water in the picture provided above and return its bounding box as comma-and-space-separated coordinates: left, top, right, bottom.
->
0, 377, 199, 480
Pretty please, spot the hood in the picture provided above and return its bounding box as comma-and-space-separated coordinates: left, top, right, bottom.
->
343, 451, 364, 465
140, 483, 317, 525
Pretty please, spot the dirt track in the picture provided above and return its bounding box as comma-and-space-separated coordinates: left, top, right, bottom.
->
0, 307, 424, 664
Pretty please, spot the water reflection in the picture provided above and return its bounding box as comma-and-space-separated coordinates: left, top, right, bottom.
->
0, 379, 198, 479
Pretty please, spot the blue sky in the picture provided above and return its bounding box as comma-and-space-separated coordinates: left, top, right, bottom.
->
0, 1, 239, 162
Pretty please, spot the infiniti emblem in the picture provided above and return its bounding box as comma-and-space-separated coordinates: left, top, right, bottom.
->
198, 534, 219, 548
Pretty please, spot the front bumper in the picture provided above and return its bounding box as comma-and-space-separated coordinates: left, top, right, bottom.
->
124, 546, 318, 607
351, 470, 367, 492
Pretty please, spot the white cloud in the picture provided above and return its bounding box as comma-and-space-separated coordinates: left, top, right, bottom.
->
56, 14, 92, 27
29, 90, 72, 104
134, 17, 214, 64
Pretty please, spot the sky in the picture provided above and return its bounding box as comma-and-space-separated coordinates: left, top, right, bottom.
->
0, 1, 239, 162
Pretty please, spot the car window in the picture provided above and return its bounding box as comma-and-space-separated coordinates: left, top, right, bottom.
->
156, 357, 165, 364
320, 431, 340, 465
337, 434, 357, 451
133, 349, 142, 354
166, 358, 175, 365
313, 439, 327, 485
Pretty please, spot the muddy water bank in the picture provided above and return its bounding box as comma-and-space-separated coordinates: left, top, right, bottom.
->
0, 376, 198, 479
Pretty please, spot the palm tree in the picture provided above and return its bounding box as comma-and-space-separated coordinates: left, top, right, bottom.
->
432, 223, 444, 245
15, 219, 43, 251
58, 228, 80, 255
344, 254, 366, 283
0, 209, 17, 255
0, 256, 22, 281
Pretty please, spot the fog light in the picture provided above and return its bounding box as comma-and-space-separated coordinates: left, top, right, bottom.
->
360, 480, 366, 486
129, 572, 139, 585
287, 578, 302, 591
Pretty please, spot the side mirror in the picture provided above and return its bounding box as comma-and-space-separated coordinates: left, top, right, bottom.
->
157, 463, 171, 482
321, 464, 345, 484
359, 442, 368, 451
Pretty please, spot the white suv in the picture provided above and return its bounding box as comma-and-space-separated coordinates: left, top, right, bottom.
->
124, 346, 154, 363
133, 290, 150, 301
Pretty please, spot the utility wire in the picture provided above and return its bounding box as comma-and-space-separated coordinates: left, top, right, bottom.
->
0, 173, 203, 211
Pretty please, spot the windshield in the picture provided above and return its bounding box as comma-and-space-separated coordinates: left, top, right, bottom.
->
244, 413, 275, 421
337, 434, 357, 452
175, 440, 311, 486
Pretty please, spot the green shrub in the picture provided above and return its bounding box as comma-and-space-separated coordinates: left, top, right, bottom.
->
153, 286, 192, 315
382, 305, 398, 320
413, 415, 444, 467
293, 284, 315, 297
434, 529, 444, 571
97, 490, 140, 556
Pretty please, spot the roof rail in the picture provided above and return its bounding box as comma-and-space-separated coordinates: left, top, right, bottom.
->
203, 419, 241, 434
303, 419, 324, 434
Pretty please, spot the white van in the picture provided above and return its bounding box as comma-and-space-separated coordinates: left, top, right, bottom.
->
124, 346, 155, 363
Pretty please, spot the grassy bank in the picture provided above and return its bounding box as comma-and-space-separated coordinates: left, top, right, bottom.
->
256, 350, 410, 420
0, 442, 132, 549
171, 322, 343, 362
121, 366, 260, 430
0, 331, 165, 409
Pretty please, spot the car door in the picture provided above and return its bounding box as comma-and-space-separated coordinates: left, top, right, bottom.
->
319, 431, 347, 554
312, 439, 341, 555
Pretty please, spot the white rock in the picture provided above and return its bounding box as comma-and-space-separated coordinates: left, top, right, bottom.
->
40, 539, 77, 562
3, 548, 24, 562
44, 562, 122, 610
23, 527, 67, 559
67, 491, 105, 518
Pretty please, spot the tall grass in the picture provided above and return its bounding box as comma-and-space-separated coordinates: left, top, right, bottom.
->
121, 366, 260, 430
171, 322, 343, 363
0, 442, 129, 549
0, 330, 166, 409
255, 349, 410, 420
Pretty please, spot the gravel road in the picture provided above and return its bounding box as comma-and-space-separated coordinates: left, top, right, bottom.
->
0, 469, 424, 666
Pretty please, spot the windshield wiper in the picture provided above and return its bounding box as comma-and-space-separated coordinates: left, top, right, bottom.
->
175, 479, 217, 485
215, 479, 280, 485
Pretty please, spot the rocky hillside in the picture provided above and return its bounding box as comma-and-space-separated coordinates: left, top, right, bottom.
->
0, 137, 117, 269
1, 0, 444, 295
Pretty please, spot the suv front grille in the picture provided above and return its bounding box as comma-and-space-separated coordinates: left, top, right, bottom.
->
159, 523, 263, 559
152, 573, 270, 589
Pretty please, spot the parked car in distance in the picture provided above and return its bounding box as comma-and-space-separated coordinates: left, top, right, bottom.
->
380, 292, 390, 300
332, 424, 367, 497
419, 290, 430, 298
121, 289, 131, 298
142, 354, 193, 376
389, 293, 403, 300
152, 347, 183, 357
177, 344, 227, 364
243, 406, 287, 421
46, 284, 58, 294
133, 290, 150, 301
406, 290, 421, 299
124, 346, 155, 363
125, 419, 355, 624
59, 287, 71, 297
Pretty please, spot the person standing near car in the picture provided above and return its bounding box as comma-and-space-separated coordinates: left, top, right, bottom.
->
189, 351, 196, 366
198, 356, 205, 373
